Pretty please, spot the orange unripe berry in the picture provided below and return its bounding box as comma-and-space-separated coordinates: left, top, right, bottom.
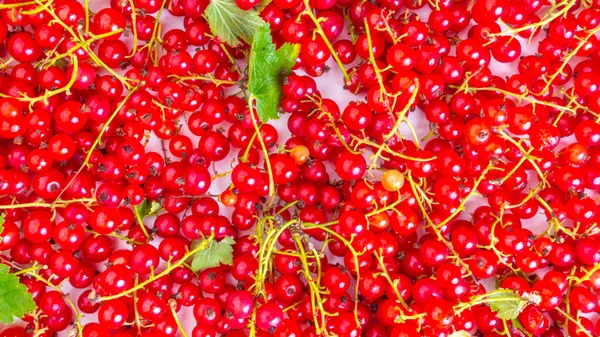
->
220, 189, 237, 207
290, 145, 310, 165
381, 169, 405, 191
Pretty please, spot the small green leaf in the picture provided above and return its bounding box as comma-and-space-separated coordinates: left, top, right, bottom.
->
135, 199, 162, 219
191, 237, 236, 272
0, 264, 37, 324
248, 24, 300, 122
205, 0, 266, 46
486, 290, 527, 320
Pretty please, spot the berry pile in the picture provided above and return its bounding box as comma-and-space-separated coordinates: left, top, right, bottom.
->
0, 0, 599, 336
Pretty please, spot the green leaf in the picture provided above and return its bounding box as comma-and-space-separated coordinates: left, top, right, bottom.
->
0, 264, 37, 324
204, 0, 266, 46
135, 199, 162, 219
486, 290, 527, 320
248, 24, 300, 122
190, 237, 236, 272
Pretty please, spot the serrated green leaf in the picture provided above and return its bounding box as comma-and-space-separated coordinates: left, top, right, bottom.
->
135, 199, 162, 219
205, 0, 266, 47
486, 290, 527, 320
248, 24, 300, 122
0, 264, 37, 324
191, 237, 236, 272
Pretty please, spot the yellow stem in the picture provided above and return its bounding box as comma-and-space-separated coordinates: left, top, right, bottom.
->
170, 305, 189, 337
248, 95, 275, 197
538, 25, 600, 95
99, 238, 212, 301
492, 0, 575, 37
301, 0, 350, 82
0, 198, 96, 210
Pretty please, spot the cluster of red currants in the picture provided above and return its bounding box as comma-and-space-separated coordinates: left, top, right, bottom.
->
0, 0, 599, 335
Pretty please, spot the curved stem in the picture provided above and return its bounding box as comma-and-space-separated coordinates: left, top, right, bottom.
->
170, 304, 189, 337
538, 25, 600, 95
133, 204, 152, 241
555, 307, 593, 337
248, 95, 275, 197
293, 235, 330, 335
0, 1, 40, 8
127, 0, 139, 57
456, 85, 583, 117
26, 270, 84, 335
374, 251, 410, 312
301, 0, 350, 82
254, 218, 295, 296
0, 198, 96, 210
492, 0, 575, 37
53, 88, 139, 203
303, 223, 363, 326
405, 172, 472, 272
350, 135, 435, 162
496, 128, 548, 188
170, 74, 238, 86
99, 238, 212, 301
